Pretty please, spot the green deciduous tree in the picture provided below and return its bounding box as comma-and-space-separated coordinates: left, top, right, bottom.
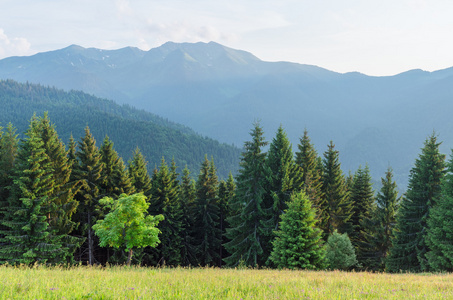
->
270, 191, 325, 270
93, 193, 163, 266
386, 133, 445, 272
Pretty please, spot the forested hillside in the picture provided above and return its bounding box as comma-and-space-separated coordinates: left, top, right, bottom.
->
0, 80, 240, 178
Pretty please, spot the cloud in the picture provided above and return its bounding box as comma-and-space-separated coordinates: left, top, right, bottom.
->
0, 29, 31, 58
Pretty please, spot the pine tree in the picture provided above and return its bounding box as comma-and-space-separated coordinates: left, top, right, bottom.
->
321, 141, 353, 235
218, 172, 236, 265
224, 122, 269, 267
99, 136, 135, 198
295, 129, 326, 234
0, 117, 65, 264
36, 114, 83, 261
72, 126, 105, 265
361, 167, 400, 271
193, 155, 221, 266
128, 147, 152, 196
349, 165, 374, 258
386, 133, 445, 272
147, 158, 183, 266
0, 123, 18, 215
426, 151, 453, 271
179, 165, 197, 266
263, 126, 303, 263
270, 191, 326, 270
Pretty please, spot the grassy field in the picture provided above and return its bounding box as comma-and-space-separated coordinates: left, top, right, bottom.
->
0, 265, 452, 299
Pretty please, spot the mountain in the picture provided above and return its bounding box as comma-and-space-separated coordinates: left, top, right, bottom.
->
2, 41, 453, 188
0, 80, 241, 179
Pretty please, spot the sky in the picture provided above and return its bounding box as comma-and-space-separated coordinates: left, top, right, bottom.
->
1, 0, 453, 76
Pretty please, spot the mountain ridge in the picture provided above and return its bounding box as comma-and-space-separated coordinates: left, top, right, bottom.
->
1, 42, 453, 188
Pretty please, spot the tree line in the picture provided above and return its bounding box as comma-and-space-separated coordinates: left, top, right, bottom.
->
0, 114, 452, 272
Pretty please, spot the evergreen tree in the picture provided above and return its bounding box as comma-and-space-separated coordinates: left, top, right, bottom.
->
0, 117, 65, 264
147, 158, 183, 266
386, 133, 445, 272
99, 136, 135, 198
270, 191, 326, 270
218, 172, 236, 265
193, 155, 221, 266
36, 114, 83, 261
128, 147, 152, 196
426, 151, 453, 271
325, 230, 358, 270
321, 141, 353, 235
0, 123, 18, 212
361, 167, 400, 271
179, 165, 197, 266
72, 126, 105, 265
349, 166, 374, 257
295, 129, 326, 234
263, 125, 302, 262
224, 122, 268, 267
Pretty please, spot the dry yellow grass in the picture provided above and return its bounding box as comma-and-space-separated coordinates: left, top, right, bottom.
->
0, 265, 452, 299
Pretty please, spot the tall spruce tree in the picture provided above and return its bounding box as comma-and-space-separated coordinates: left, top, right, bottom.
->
36, 114, 83, 261
263, 126, 302, 263
270, 191, 326, 270
72, 126, 105, 265
0, 123, 18, 215
99, 136, 135, 198
218, 172, 236, 265
386, 133, 445, 272
295, 129, 326, 234
224, 122, 269, 267
0, 117, 65, 264
193, 156, 221, 266
349, 166, 374, 257
425, 151, 453, 271
128, 147, 152, 197
361, 167, 400, 271
147, 158, 183, 266
179, 165, 197, 266
321, 141, 353, 235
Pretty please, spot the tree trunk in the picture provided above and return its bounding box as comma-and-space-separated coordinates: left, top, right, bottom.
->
127, 249, 133, 266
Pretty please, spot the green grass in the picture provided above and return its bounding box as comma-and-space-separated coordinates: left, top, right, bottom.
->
0, 265, 452, 299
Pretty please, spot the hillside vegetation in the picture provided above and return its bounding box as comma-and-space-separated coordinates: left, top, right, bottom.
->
0, 79, 240, 178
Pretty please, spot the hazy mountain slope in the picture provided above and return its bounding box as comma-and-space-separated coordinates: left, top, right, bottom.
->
1, 42, 453, 188
0, 80, 240, 178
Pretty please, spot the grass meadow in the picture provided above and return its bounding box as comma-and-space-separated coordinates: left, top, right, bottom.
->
0, 265, 452, 299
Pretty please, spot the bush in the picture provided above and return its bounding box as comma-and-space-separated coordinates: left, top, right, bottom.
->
325, 230, 358, 270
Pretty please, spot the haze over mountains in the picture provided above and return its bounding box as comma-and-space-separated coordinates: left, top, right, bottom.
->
1, 41, 453, 188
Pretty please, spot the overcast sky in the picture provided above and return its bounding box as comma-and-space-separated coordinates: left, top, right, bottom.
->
1, 0, 452, 76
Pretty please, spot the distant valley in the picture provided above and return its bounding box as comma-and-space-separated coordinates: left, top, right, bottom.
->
1, 41, 453, 188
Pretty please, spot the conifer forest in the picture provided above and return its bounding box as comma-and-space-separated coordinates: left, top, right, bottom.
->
2, 108, 453, 273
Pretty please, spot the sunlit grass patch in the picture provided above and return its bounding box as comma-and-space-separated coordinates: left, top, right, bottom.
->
0, 265, 452, 299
